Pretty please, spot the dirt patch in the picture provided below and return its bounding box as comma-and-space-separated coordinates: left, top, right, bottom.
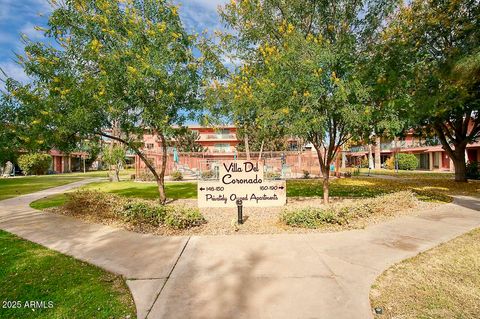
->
370, 228, 480, 318
48, 195, 439, 236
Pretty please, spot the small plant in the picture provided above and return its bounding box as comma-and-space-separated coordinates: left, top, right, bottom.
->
302, 170, 310, 179
18, 153, 52, 175
119, 201, 167, 226
102, 145, 126, 182
384, 157, 395, 170
343, 171, 352, 178
164, 207, 206, 229
360, 157, 369, 168
353, 167, 361, 176
466, 161, 479, 180
137, 170, 157, 181
265, 171, 281, 180
281, 191, 420, 229
61, 190, 206, 230
201, 170, 215, 179
171, 170, 183, 181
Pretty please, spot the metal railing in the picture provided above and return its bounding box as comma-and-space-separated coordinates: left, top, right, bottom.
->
203, 134, 237, 140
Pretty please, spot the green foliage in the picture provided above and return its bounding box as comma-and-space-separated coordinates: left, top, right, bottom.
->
171, 128, 207, 153
102, 145, 126, 181
213, 0, 400, 204
102, 145, 126, 167
171, 170, 183, 181
63, 190, 205, 230
120, 201, 167, 227
360, 157, 369, 168
2, 0, 223, 201
281, 207, 341, 228
396, 153, 419, 171
379, 0, 480, 180
385, 156, 395, 170
0, 230, 135, 319
466, 162, 480, 180
281, 191, 419, 228
163, 207, 206, 229
17, 153, 52, 175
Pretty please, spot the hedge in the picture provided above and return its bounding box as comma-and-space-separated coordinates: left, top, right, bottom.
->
17, 153, 52, 175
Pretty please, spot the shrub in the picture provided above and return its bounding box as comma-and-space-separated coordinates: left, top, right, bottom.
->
396, 153, 419, 170
413, 190, 453, 203
137, 170, 156, 181
466, 161, 479, 180
201, 170, 215, 179
360, 157, 369, 168
384, 157, 395, 170
64, 190, 124, 218
265, 171, 281, 179
281, 191, 419, 229
164, 207, 206, 229
171, 170, 183, 181
18, 153, 52, 175
119, 201, 168, 226
62, 190, 205, 230
303, 170, 310, 179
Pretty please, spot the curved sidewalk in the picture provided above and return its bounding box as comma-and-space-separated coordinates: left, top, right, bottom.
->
1, 181, 479, 319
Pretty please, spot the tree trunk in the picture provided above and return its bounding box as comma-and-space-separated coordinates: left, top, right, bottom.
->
432, 124, 469, 183
99, 131, 167, 203
313, 145, 330, 204
244, 133, 250, 160
374, 136, 381, 169
113, 164, 120, 182
258, 140, 264, 161
453, 148, 468, 182
368, 144, 374, 169
158, 133, 168, 204
322, 166, 330, 204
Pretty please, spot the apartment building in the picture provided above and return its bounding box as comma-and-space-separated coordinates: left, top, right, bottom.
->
346, 132, 480, 171
142, 125, 240, 155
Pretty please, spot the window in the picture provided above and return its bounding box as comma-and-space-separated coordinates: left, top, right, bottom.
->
146, 143, 154, 150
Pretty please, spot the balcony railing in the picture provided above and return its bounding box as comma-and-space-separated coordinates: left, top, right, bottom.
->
204, 134, 237, 140
348, 140, 442, 153
212, 148, 231, 153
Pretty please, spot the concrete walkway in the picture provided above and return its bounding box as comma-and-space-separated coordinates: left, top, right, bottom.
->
1, 181, 479, 319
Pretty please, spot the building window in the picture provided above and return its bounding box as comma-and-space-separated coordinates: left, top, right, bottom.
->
146, 143, 154, 150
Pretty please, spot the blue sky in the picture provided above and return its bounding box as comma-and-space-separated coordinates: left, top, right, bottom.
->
0, 0, 228, 85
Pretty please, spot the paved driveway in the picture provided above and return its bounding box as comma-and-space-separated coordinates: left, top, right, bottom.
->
1, 181, 479, 319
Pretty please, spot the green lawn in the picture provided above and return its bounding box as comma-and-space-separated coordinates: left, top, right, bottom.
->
31, 174, 479, 210
0, 230, 135, 319
351, 168, 455, 179
0, 170, 134, 201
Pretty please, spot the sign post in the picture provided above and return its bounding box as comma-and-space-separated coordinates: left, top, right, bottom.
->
198, 160, 287, 208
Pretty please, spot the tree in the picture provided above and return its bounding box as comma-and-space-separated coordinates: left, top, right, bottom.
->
218, 0, 396, 203
380, 0, 480, 181
102, 144, 126, 182
0, 94, 20, 167
3, 0, 221, 203
171, 128, 207, 152
17, 153, 52, 175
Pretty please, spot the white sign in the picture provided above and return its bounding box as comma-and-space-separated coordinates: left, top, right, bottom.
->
198, 160, 286, 207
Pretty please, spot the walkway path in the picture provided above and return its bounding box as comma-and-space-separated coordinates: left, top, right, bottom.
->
1, 180, 479, 319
